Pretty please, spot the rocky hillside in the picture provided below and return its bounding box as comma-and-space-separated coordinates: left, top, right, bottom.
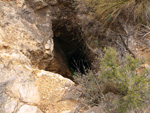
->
0, 0, 78, 113
0, 0, 150, 113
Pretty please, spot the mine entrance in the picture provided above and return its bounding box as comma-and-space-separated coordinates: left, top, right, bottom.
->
53, 23, 91, 75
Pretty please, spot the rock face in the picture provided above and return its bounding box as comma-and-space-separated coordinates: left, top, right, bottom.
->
46, 39, 72, 79
0, 0, 77, 113
0, 0, 54, 69
1, 0, 150, 113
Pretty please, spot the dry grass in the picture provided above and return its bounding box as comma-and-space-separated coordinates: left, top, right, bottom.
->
86, 0, 150, 26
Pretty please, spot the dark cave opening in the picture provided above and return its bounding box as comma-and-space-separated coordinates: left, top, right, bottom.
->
54, 36, 91, 75
53, 24, 91, 75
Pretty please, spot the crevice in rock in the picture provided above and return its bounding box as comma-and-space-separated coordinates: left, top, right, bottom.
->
54, 31, 91, 74
46, 20, 91, 78
43, 0, 92, 80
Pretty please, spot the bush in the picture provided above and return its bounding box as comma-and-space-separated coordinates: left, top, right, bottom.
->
100, 48, 150, 112
74, 47, 150, 112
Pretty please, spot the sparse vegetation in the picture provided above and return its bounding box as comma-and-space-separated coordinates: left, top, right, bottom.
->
74, 47, 150, 112
86, 0, 150, 26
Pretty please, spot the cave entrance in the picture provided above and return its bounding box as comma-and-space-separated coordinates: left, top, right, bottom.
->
53, 22, 91, 75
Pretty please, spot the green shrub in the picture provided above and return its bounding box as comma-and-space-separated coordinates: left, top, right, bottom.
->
74, 47, 150, 112
100, 48, 150, 112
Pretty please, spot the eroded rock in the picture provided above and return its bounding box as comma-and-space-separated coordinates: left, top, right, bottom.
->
17, 105, 43, 113
35, 70, 76, 113
0, 0, 77, 113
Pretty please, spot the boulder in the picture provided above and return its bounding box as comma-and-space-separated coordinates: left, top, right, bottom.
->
17, 105, 43, 113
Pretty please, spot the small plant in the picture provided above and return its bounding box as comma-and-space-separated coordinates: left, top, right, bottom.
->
74, 70, 103, 107
74, 47, 150, 112
100, 48, 150, 112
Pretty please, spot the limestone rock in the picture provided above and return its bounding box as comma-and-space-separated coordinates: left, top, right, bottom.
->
0, 0, 54, 69
4, 98, 18, 113
35, 70, 76, 113
17, 105, 43, 113
0, 0, 77, 113
46, 39, 72, 79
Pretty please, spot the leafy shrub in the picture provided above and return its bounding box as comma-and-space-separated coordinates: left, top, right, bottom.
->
74, 47, 150, 112
100, 48, 150, 112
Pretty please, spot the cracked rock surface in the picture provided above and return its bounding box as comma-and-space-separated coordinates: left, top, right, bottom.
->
0, 0, 77, 113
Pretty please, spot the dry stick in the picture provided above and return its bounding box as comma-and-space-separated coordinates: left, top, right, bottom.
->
124, 2, 137, 46
92, 74, 105, 101
119, 35, 136, 58
85, 40, 100, 56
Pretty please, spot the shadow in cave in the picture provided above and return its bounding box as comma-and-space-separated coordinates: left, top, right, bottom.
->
53, 30, 91, 76
68, 48, 91, 74
50, 15, 92, 80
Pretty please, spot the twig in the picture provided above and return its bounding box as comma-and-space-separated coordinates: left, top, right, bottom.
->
119, 35, 136, 58
92, 74, 105, 100
85, 40, 101, 56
